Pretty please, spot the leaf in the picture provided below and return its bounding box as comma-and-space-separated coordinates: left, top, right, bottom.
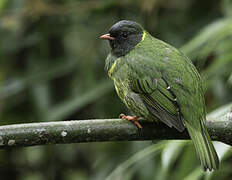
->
207, 102, 232, 119
181, 18, 232, 61
105, 141, 167, 180
161, 140, 187, 170
183, 167, 204, 180
0, 60, 77, 100
46, 80, 113, 120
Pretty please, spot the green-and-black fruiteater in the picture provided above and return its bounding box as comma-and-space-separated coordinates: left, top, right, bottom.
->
100, 20, 219, 171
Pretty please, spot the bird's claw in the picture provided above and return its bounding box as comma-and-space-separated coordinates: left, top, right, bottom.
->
120, 113, 142, 129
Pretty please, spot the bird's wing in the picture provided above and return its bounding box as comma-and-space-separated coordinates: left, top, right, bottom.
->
125, 53, 185, 132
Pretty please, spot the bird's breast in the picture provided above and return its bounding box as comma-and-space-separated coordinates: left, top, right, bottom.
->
109, 61, 131, 102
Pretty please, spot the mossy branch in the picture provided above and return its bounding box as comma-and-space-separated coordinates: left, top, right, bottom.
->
0, 105, 231, 148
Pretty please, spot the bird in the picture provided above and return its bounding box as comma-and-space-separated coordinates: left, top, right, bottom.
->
100, 20, 219, 171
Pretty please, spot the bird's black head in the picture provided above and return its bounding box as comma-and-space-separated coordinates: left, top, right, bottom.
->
100, 20, 144, 57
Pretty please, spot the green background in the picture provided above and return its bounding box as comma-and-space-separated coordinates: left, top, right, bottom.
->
0, 0, 232, 179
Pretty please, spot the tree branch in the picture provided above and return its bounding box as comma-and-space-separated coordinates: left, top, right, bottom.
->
0, 108, 231, 148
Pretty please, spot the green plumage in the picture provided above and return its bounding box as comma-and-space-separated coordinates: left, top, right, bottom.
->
103, 20, 219, 171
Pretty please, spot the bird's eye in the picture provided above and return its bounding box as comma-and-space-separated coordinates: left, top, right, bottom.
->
122, 32, 128, 39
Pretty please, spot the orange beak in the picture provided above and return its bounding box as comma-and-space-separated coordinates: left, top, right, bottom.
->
100, 33, 115, 40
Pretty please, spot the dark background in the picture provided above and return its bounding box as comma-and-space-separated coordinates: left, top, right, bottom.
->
0, 0, 232, 179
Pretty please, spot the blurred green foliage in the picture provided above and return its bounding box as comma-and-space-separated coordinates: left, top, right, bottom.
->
0, 0, 232, 179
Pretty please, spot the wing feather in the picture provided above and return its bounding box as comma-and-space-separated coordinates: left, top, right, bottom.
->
130, 75, 185, 132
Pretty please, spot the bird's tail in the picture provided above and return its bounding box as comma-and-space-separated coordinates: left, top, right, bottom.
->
185, 121, 219, 171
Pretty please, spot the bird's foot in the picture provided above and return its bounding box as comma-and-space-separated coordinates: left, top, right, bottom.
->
120, 113, 142, 129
